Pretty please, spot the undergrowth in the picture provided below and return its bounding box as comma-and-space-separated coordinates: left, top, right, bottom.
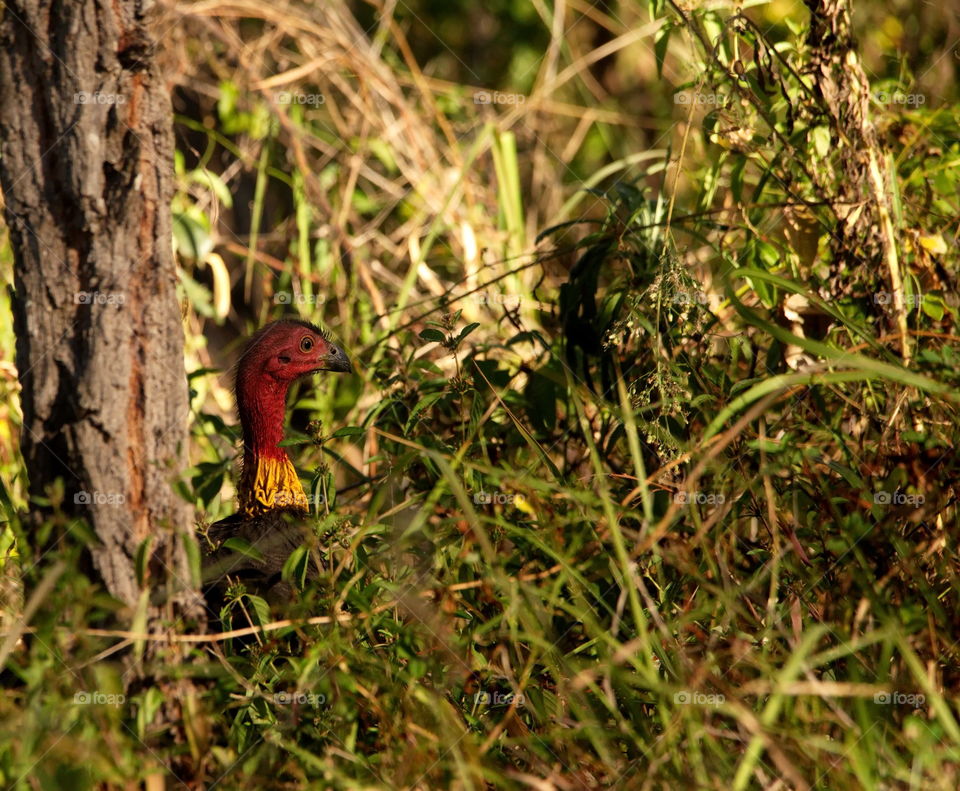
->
2, 1, 960, 789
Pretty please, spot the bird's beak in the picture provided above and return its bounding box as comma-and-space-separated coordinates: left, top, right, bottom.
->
318, 342, 353, 374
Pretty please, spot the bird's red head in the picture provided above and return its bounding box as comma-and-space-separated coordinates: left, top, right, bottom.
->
233, 319, 352, 516
237, 319, 352, 384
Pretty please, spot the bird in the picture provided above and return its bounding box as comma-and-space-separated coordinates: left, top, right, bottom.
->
202, 318, 352, 598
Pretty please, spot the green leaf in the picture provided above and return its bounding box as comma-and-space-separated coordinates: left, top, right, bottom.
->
654, 24, 672, 79
281, 545, 310, 589
331, 426, 365, 438
188, 168, 234, 209
245, 594, 271, 626
172, 209, 213, 261
419, 328, 446, 343
730, 156, 746, 203
406, 392, 445, 431
278, 437, 311, 447
194, 464, 225, 507
810, 126, 831, 158
136, 687, 166, 740
921, 294, 945, 321
455, 322, 481, 346
178, 271, 214, 317
222, 538, 265, 562
217, 80, 238, 123
368, 138, 398, 173
183, 533, 202, 588
131, 589, 150, 663
134, 536, 153, 588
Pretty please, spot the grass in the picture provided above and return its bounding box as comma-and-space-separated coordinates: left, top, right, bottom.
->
2, 0, 960, 788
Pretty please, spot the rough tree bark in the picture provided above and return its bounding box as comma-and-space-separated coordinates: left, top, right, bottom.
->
0, 0, 198, 611
804, 0, 910, 360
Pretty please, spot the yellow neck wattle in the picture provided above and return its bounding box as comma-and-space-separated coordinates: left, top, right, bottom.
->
238, 454, 309, 517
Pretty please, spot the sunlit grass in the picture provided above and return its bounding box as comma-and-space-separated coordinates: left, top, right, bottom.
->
1, 0, 960, 788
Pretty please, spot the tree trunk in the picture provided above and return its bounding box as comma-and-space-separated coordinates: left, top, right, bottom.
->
804, 0, 910, 360
0, 0, 196, 610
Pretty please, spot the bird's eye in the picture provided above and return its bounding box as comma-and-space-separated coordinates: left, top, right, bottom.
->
299, 336, 314, 353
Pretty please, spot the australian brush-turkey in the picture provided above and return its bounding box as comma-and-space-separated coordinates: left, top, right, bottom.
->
203, 319, 352, 591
